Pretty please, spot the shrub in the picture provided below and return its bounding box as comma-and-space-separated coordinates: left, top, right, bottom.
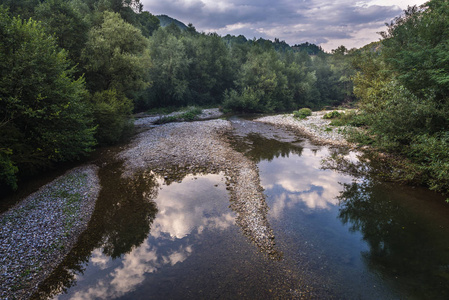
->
222, 88, 262, 113
293, 108, 312, 119
328, 111, 364, 127
91, 89, 134, 145
409, 132, 449, 193
323, 110, 342, 119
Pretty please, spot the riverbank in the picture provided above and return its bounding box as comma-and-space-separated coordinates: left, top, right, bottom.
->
255, 111, 354, 147
0, 166, 100, 299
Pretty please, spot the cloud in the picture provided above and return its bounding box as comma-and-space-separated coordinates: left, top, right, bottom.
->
142, 0, 427, 50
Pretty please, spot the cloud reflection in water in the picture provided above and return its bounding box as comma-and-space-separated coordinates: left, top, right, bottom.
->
57, 173, 233, 300
259, 148, 354, 218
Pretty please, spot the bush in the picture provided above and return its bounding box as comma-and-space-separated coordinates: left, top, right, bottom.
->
183, 107, 202, 119
293, 108, 312, 119
323, 110, 342, 119
409, 132, 449, 193
0, 149, 19, 190
328, 111, 366, 127
222, 88, 262, 113
91, 89, 134, 145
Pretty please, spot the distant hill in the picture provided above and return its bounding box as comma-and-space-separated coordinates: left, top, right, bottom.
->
156, 15, 188, 30
292, 42, 324, 55
360, 41, 382, 52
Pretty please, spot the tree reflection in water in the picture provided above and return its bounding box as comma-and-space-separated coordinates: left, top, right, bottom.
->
33, 161, 159, 299
337, 180, 449, 299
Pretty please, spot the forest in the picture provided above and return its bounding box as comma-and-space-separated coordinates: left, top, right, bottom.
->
1, 0, 448, 199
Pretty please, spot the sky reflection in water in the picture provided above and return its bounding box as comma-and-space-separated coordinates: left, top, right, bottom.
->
55, 174, 232, 299
257, 137, 449, 299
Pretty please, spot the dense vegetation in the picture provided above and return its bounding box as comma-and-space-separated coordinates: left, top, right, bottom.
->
348, 0, 449, 196
0, 0, 354, 191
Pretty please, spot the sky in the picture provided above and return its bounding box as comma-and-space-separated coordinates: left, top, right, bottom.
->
141, 0, 428, 51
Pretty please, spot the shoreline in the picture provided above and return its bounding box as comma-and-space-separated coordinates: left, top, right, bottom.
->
0, 165, 100, 299
255, 111, 354, 148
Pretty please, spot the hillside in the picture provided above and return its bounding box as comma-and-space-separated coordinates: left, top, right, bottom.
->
156, 14, 188, 30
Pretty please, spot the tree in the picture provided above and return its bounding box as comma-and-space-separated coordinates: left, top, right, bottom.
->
90, 89, 133, 145
35, 0, 89, 64
381, 0, 449, 102
0, 0, 39, 19
0, 8, 96, 189
82, 11, 151, 96
183, 32, 235, 105
136, 11, 160, 37
142, 26, 190, 108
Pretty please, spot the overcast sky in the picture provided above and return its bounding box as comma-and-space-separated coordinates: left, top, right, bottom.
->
141, 0, 428, 51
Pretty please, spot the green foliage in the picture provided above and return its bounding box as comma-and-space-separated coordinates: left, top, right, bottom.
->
293, 108, 312, 119
82, 11, 151, 96
34, 0, 89, 64
0, 0, 40, 19
292, 42, 324, 55
223, 44, 318, 113
328, 110, 365, 127
136, 11, 160, 37
143, 27, 190, 108
222, 88, 262, 113
0, 8, 96, 188
141, 27, 236, 111
156, 14, 187, 30
350, 0, 449, 196
91, 89, 133, 145
380, 0, 449, 102
0, 149, 18, 190
410, 132, 449, 192
323, 111, 342, 119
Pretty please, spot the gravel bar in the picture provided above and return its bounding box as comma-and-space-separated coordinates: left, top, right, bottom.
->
0, 166, 100, 300
255, 111, 354, 147
134, 108, 224, 127
119, 119, 278, 256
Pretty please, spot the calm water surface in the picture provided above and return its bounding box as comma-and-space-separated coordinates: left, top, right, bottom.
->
36, 119, 449, 299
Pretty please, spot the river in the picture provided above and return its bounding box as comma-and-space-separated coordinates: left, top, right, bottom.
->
33, 118, 449, 299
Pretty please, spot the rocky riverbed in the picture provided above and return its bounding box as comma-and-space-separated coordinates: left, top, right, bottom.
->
256, 111, 354, 147
0, 166, 100, 299
0, 109, 351, 299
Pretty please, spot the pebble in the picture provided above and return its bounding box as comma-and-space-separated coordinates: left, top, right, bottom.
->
0, 166, 100, 299
255, 111, 354, 147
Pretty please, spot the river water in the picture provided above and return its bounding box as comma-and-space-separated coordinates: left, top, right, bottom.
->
35, 118, 449, 299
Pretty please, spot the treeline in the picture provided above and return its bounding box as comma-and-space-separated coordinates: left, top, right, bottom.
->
144, 28, 354, 113
350, 0, 449, 194
0, 0, 353, 191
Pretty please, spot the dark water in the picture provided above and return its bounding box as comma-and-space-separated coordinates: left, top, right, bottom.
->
35, 119, 449, 299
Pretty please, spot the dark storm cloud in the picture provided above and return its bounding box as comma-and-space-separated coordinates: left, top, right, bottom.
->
141, 0, 404, 49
